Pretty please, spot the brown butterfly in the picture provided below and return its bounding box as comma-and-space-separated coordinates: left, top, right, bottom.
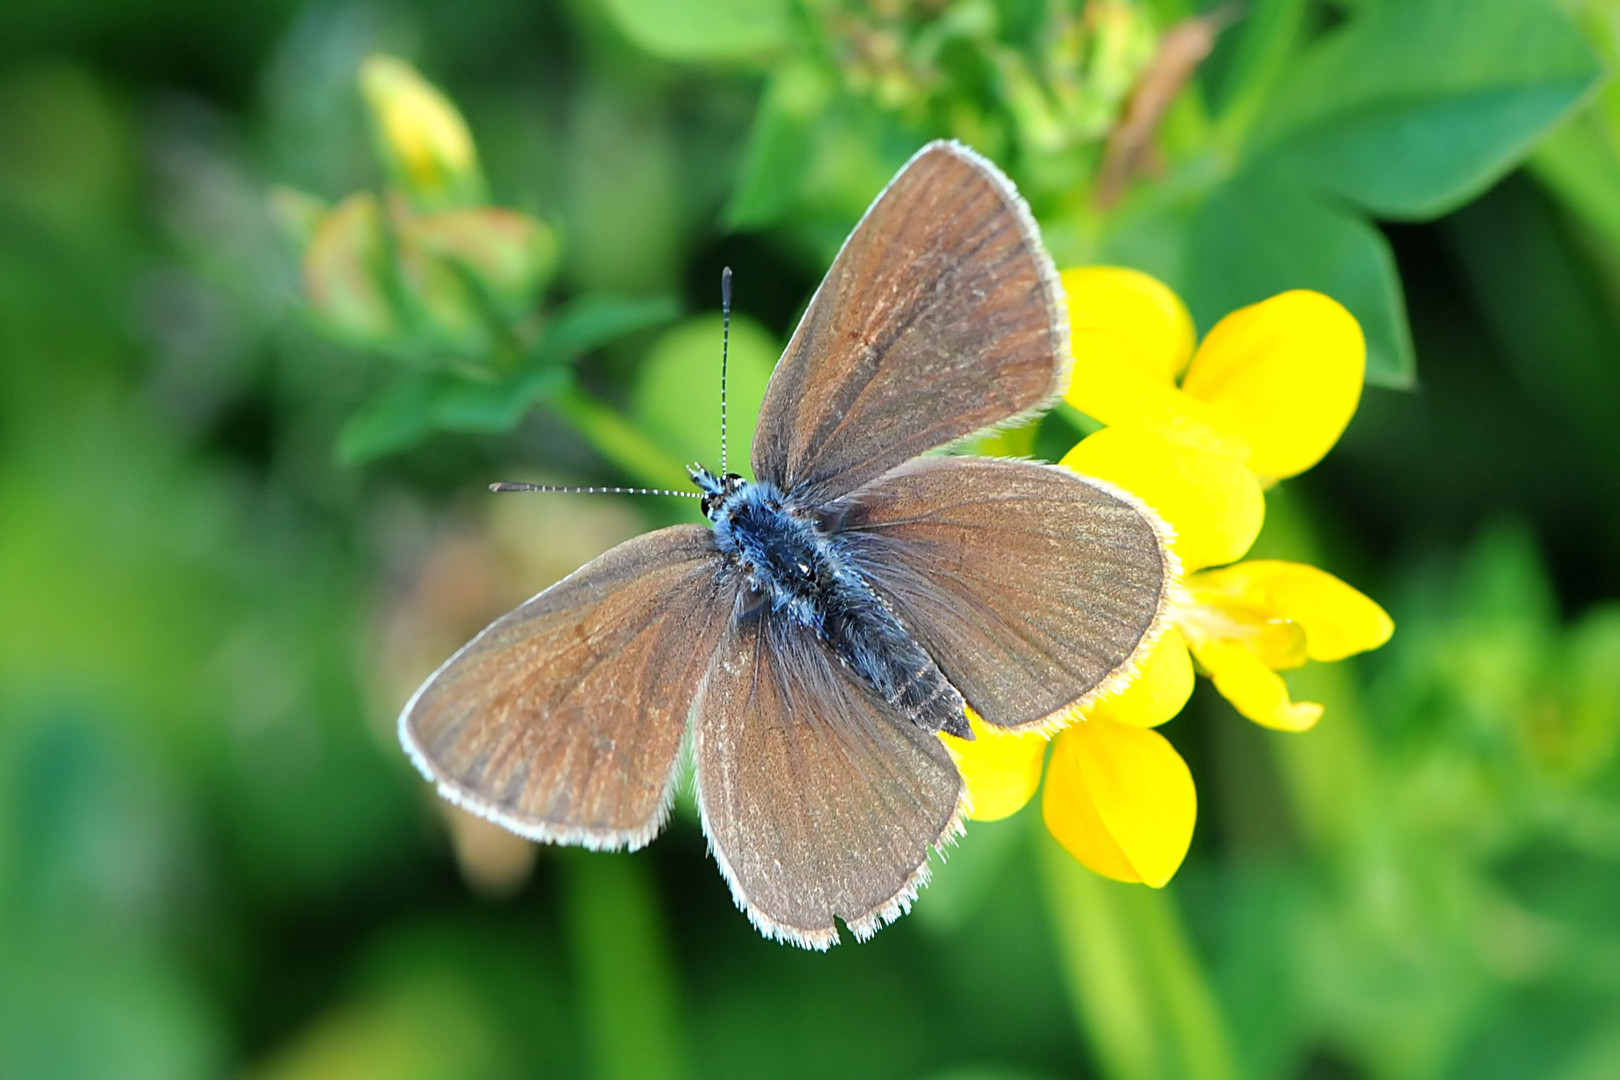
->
400, 141, 1174, 949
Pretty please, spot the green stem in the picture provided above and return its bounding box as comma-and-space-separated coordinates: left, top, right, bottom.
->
559, 850, 686, 1080
1037, 824, 1237, 1080
1212, 0, 1308, 152
550, 381, 689, 491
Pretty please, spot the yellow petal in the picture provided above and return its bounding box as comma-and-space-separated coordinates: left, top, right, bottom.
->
943, 710, 1048, 822
1246, 619, 1310, 671
1180, 291, 1365, 483
1063, 357, 1247, 460
1062, 427, 1264, 572
1042, 720, 1196, 887
1191, 639, 1323, 732
1192, 560, 1394, 661
1061, 266, 1196, 383
1085, 626, 1194, 728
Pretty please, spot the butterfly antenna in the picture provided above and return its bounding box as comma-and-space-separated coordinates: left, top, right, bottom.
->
719, 266, 732, 477
489, 482, 700, 499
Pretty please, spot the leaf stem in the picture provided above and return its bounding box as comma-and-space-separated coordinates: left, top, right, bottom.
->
1038, 822, 1237, 1080
550, 381, 691, 491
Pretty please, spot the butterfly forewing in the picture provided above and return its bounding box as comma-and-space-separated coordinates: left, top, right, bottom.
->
400, 525, 734, 849
824, 457, 1174, 731
751, 141, 1068, 503
694, 609, 965, 949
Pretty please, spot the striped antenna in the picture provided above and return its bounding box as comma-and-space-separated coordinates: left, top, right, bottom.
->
486, 269, 738, 505
719, 266, 732, 476
489, 482, 700, 499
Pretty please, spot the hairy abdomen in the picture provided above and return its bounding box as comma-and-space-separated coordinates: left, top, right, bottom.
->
818, 580, 969, 738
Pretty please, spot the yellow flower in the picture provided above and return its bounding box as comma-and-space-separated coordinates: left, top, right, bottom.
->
1062, 266, 1367, 486
1060, 268, 1393, 732
1061, 432, 1391, 732
947, 710, 1196, 889
360, 55, 485, 210
947, 267, 1393, 887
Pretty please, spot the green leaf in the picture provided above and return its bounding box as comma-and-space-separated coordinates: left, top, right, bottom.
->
601, 0, 791, 64
1532, 109, 1620, 255
1037, 829, 1238, 1080
337, 294, 679, 464
1255, 0, 1603, 219
336, 366, 569, 464
530, 293, 682, 369
631, 313, 777, 475
1185, 172, 1414, 388
558, 852, 686, 1080
1210, 0, 1307, 145
725, 60, 835, 229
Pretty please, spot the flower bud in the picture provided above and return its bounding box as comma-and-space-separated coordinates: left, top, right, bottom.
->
359, 54, 486, 210
303, 192, 400, 343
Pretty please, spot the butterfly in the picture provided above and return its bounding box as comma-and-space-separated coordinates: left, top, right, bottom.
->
399, 140, 1175, 949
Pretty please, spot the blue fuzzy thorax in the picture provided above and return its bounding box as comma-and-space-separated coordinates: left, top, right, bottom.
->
708, 478, 840, 628
688, 465, 971, 738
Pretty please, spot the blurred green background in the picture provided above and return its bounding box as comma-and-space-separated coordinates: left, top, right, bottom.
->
3, 0, 1620, 1077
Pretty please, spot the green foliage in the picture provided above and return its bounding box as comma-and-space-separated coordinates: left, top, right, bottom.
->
1167, 0, 1600, 387
1186, 172, 1411, 383
279, 55, 682, 469
337, 295, 679, 464
631, 314, 776, 478
1039, 832, 1236, 1080
1254, 0, 1603, 219
634, 0, 1601, 392
602, 0, 793, 62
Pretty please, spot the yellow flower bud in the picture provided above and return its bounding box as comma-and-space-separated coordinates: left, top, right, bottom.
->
303, 192, 399, 343
360, 54, 485, 210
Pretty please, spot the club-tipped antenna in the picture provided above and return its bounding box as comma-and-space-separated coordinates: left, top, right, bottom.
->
719, 266, 732, 477
489, 482, 700, 499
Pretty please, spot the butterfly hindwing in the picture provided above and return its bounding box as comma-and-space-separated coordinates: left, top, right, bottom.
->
400, 525, 734, 849
694, 608, 966, 948
824, 456, 1175, 732
751, 141, 1068, 504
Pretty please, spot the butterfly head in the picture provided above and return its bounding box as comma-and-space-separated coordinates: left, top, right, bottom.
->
689, 464, 748, 521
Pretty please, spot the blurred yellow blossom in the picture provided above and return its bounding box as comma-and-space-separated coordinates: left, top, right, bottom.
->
949, 267, 1392, 887
360, 54, 485, 210
945, 711, 1047, 822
